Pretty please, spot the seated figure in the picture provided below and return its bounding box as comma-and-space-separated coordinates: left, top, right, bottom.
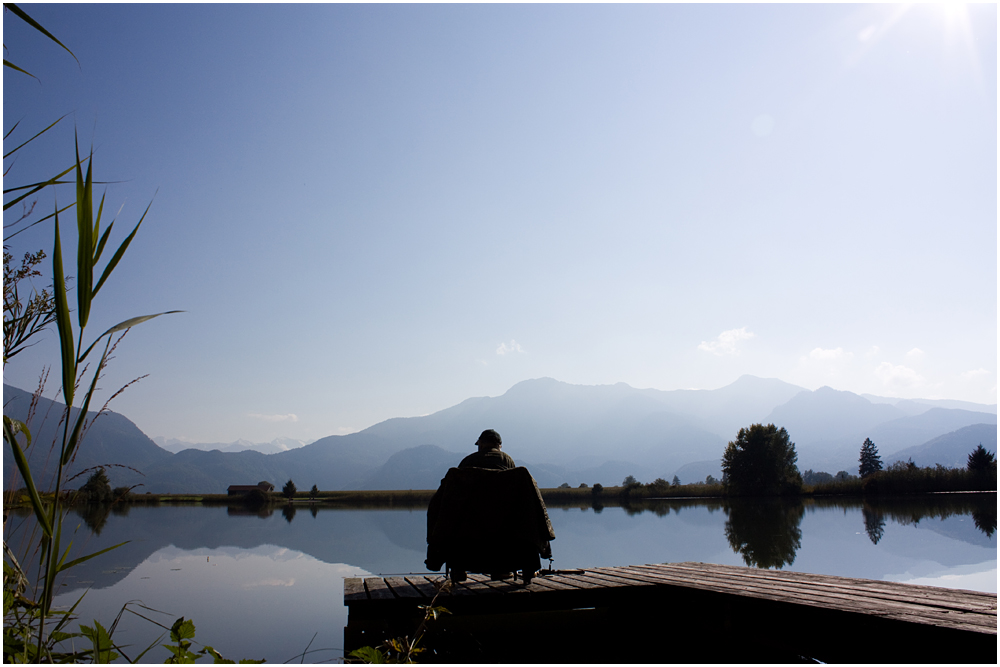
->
426, 430, 554, 584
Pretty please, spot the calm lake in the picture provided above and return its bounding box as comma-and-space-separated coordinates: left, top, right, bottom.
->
6, 493, 995, 663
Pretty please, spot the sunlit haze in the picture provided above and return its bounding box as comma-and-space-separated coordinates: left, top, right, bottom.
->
3, 4, 996, 444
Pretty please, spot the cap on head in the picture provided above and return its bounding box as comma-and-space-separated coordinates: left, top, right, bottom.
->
476, 429, 502, 448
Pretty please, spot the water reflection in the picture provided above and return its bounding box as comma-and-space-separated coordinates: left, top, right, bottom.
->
972, 502, 996, 538
282, 504, 297, 523
75, 504, 112, 535
723, 498, 804, 568
862, 503, 886, 545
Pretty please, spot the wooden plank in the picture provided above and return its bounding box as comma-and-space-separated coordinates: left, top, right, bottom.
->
403, 575, 441, 598
558, 568, 658, 591
364, 577, 397, 601
344, 577, 368, 603
550, 570, 640, 591
524, 575, 580, 591
661, 562, 997, 610
642, 563, 998, 617
613, 565, 996, 633
384, 576, 426, 599
465, 573, 531, 594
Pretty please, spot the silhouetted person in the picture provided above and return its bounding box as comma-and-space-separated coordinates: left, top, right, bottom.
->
428, 429, 553, 583
458, 429, 515, 470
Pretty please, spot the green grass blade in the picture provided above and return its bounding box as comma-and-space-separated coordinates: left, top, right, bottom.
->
94, 220, 114, 265
3, 114, 67, 159
92, 196, 154, 298
52, 211, 76, 409
78, 310, 184, 364
104, 311, 185, 335
61, 338, 106, 466
4, 118, 22, 140
75, 133, 94, 329
93, 193, 108, 260
58, 541, 130, 572
5, 4, 80, 65
2, 166, 76, 210
3, 201, 73, 242
3, 416, 52, 537
3, 57, 37, 79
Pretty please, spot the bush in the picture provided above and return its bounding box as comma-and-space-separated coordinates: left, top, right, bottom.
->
592, 483, 604, 495
242, 488, 271, 508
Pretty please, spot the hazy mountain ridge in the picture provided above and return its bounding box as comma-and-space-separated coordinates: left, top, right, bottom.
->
153, 436, 310, 455
4, 379, 996, 493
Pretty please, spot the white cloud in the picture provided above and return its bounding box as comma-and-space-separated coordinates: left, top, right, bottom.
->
496, 340, 525, 355
698, 327, 754, 356
808, 347, 850, 361
962, 368, 990, 380
874, 362, 924, 388
906, 347, 925, 360
866, 345, 881, 358
248, 413, 299, 423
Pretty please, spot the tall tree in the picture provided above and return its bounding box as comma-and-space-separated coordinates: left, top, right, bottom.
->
858, 438, 882, 478
282, 479, 297, 500
721, 423, 802, 496
967, 444, 996, 474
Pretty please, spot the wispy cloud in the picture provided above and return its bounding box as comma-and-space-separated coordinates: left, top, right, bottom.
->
242, 578, 295, 589
906, 347, 925, 360
248, 413, 299, 423
874, 362, 923, 388
962, 368, 990, 380
698, 328, 753, 356
807, 347, 850, 361
497, 340, 525, 356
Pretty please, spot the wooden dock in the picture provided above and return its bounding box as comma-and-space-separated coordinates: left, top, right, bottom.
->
345, 562, 996, 663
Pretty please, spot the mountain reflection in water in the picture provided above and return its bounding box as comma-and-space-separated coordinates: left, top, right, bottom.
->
1, 493, 993, 663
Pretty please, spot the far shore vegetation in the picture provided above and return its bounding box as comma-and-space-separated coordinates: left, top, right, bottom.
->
5, 453, 995, 514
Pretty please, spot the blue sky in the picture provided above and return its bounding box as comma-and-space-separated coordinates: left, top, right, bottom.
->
4, 4, 996, 444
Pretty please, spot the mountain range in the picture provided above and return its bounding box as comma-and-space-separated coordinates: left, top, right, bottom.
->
4, 377, 996, 494
152, 436, 311, 455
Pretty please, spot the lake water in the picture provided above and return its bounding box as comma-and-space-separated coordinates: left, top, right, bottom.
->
5, 493, 995, 663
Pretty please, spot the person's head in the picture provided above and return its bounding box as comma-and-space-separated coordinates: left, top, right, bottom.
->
476, 429, 502, 452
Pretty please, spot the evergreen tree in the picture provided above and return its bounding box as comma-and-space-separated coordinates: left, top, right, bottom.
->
858, 438, 882, 478
967, 444, 995, 474
282, 479, 297, 500
671, 475, 680, 487
622, 475, 639, 487
309, 484, 319, 499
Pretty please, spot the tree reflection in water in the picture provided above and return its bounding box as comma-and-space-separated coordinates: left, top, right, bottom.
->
75, 504, 112, 536
723, 498, 804, 569
282, 504, 297, 523
862, 502, 886, 545
971, 503, 996, 538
